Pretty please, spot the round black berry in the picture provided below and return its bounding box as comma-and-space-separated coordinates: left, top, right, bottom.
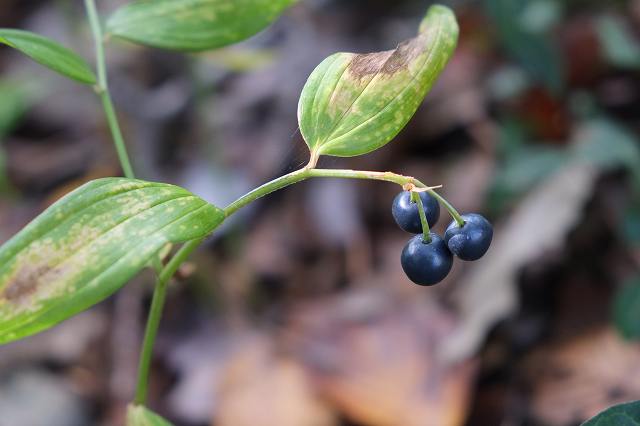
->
392, 191, 440, 234
444, 213, 493, 261
401, 233, 453, 286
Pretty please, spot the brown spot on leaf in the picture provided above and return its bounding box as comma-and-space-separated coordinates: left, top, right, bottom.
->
1, 263, 65, 305
2, 265, 47, 303
348, 35, 425, 79
348, 50, 394, 78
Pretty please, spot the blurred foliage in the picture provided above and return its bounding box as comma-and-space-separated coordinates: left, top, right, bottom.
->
583, 400, 640, 425
488, 117, 640, 214
596, 15, 640, 70
0, 78, 42, 194
484, 1, 640, 358
613, 276, 640, 341
485, 0, 564, 93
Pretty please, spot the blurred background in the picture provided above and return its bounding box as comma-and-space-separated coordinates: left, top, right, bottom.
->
1, 0, 640, 425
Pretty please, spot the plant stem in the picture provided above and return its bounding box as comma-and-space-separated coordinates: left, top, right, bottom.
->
223, 167, 437, 217
84, 0, 135, 179
411, 191, 431, 243
134, 238, 204, 405
426, 189, 465, 226
223, 165, 465, 224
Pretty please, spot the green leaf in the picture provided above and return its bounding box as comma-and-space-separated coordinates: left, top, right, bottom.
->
571, 118, 640, 186
596, 16, 640, 70
297, 5, 458, 158
0, 29, 96, 85
127, 404, 173, 426
0, 178, 224, 344
106, 0, 295, 52
613, 276, 640, 340
582, 400, 640, 425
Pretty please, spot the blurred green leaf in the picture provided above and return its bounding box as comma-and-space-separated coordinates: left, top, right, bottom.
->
485, 0, 564, 93
490, 117, 640, 216
0, 178, 224, 344
488, 118, 566, 212
596, 16, 640, 70
298, 5, 458, 158
519, 0, 563, 33
0, 80, 27, 193
0, 78, 46, 194
613, 276, 640, 341
0, 82, 27, 138
127, 404, 173, 426
106, 0, 295, 52
572, 118, 640, 248
572, 118, 640, 184
0, 146, 7, 193
487, 66, 531, 101
623, 201, 640, 246
0, 29, 96, 84
202, 47, 276, 72
496, 117, 529, 157
490, 145, 567, 205
582, 400, 640, 425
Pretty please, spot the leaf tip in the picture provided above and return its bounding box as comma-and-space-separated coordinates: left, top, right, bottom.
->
419, 4, 458, 34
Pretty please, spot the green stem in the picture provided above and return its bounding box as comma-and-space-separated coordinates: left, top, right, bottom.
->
134, 238, 204, 405
223, 167, 435, 217
411, 191, 431, 243
223, 166, 465, 225
84, 0, 135, 179
427, 189, 465, 226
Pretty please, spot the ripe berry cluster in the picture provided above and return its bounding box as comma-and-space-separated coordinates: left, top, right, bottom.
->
392, 191, 493, 286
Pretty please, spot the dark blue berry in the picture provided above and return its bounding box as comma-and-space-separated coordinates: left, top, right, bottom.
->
444, 213, 493, 261
401, 233, 453, 286
392, 191, 440, 234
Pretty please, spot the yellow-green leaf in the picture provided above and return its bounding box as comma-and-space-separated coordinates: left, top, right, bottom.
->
127, 404, 173, 426
297, 5, 458, 158
106, 0, 296, 52
0, 178, 224, 344
0, 29, 96, 85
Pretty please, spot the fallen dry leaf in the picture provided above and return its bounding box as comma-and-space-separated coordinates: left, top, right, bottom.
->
440, 163, 598, 363
288, 288, 476, 426
216, 335, 337, 426
526, 327, 640, 425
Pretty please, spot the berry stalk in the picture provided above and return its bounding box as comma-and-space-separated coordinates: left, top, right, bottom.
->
411, 190, 432, 243
426, 189, 465, 227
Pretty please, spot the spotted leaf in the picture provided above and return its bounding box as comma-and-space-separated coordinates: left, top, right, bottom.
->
298, 5, 458, 158
0, 178, 224, 344
106, 0, 296, 52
